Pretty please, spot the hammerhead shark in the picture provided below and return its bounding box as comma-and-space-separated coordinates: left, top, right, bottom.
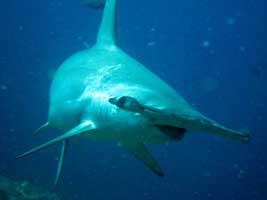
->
17, 0, 250, 185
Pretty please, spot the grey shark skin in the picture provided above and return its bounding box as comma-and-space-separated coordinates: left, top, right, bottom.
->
17, 0, 250, 184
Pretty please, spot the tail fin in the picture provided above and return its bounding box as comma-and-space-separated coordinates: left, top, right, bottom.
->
80, 0, 106, 8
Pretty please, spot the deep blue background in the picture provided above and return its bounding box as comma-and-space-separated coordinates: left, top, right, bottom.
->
1, 0, 267, 199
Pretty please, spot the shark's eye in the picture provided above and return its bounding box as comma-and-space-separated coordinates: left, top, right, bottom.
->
120, 96, 145, 112
111, 96, 144, 113
108, 96, 129, 108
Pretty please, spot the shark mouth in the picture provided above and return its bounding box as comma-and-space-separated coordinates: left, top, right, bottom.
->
155, 125, 187, 140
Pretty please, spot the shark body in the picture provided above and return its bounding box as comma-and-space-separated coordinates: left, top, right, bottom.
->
18, 0, 250, 184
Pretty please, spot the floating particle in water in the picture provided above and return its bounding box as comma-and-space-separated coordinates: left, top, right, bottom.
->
239, 46, 246, 52
237, 169, 245, 179
200, 77, 219, 92
9, 128, 15, 133
233, 163, 239, 169
251, 64, 266, 79
0, 56, 6, 61
207, 27, 213, 32
147, 41, 156, 46
150, 27, 156, 32
193, 192, 200, 196
77, 36, 83, 41
49, 30, 55, 35
202, 40, 210, 48
19, 25, 24, 31
0, 85, 7, 90
226, 17, 236, 25
203, 171, 212, 177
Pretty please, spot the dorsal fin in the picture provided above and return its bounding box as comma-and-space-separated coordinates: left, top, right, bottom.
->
96, 0, 117, 47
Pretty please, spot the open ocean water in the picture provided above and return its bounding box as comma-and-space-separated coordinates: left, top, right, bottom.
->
1, 0, 267, 199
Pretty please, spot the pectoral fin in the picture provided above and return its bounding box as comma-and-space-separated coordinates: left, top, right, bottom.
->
17, 121, 95, 159
121, 141, 164, 177
54, 139, 68, 186
34, 122, 50, 135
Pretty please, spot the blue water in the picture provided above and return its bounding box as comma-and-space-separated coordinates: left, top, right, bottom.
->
1, 0, 267, 199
